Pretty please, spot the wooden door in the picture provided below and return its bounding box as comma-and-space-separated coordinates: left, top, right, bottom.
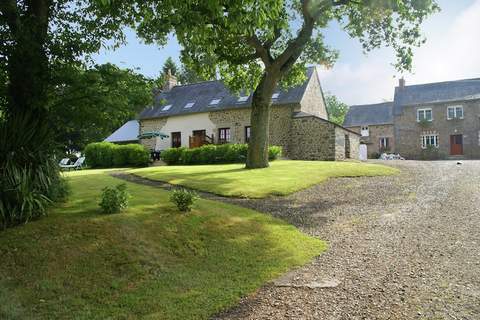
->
450, 134, 463, 155
171, 132, 181, 148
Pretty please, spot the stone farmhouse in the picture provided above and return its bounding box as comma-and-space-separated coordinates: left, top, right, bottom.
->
344, 78, 480, 159
107, 66, 360, 161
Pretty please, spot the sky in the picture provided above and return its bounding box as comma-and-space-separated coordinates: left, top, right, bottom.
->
93, 0, 480, 106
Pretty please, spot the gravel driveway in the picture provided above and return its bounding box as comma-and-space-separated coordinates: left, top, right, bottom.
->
212, 160, 480, 320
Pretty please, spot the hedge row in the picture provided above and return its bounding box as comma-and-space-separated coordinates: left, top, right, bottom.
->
84, 142, 150, 168
161, 144, 282, 165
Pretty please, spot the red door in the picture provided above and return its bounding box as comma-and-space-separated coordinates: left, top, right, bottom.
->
450, 134, 463, 155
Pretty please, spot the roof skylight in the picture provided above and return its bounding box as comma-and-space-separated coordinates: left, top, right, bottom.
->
237, 96, 249, 103
272, 93, 280, 99
209, 98, 221, 106
184, 102, 195, 109
162, 104, 172, 111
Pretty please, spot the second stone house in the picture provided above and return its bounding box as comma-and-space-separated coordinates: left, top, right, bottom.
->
344, 77, 480, 159
135, 66, 360, 161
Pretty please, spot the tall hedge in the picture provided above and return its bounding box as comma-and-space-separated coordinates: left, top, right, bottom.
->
85, 142, 150, 168
161, 144, 282, 165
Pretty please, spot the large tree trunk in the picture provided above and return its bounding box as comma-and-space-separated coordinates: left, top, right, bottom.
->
6, 0, 50, 119
246, 71, 279, 169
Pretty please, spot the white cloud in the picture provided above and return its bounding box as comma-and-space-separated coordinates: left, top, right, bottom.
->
319, 0, 480, 106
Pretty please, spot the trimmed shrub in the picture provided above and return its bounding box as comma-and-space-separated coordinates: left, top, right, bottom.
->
85, 142, 150, 168
170, 188, 199, 212
99, 183, 129, 214
161, 147, 185, 165
160, 144, 281, 165
85, 142, 117, 168
123, 144, 150, 166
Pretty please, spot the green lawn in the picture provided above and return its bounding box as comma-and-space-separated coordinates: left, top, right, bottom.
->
128, 160, 399, 198
0, 169, 325, 320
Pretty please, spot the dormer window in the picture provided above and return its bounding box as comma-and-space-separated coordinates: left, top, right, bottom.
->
417, 108, 432, 122
161, 104, 172, 111
209, 98, 221, 106
272, 93, 280, 99
361, 126, 369, 137
184, 102, 195, 109
237, 96, 249, 103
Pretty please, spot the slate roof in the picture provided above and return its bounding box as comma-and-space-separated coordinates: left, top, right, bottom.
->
138, 67, 315, 120
393, 78, 480, 115
343, 102, 393, 127
293, 111, 361, 136
104, 120, 139, 143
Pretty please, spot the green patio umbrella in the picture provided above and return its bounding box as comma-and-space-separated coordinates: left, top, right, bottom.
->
137, 131, 169, 139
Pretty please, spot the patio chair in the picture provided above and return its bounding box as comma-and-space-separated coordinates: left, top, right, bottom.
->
58, 158, 70, 166
60, 157, 85, 171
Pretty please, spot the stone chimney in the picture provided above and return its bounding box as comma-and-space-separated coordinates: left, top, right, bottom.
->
163, 69, 177, 91
399, 77, 406, 89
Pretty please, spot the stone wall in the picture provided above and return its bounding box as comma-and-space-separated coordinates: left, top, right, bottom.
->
297, 68, 329, 119
139, 118, 168, 149
334, 127, 360, 160
208, 105, 295, 154
394, 100, 480, 159
348, 124, 394, 157
289, 116, 336, 160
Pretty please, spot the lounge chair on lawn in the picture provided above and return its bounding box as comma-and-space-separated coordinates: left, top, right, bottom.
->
58, 158, 70, 166
60, 157, 85, 171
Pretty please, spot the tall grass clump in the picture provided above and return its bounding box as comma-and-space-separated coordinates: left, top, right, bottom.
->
0, 114, 67, 229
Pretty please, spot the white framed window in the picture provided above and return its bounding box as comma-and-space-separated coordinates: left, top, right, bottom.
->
361, 126, 369, 137
161, 104, 172, 111
421, 133, 439, 149
184, 102, 195, 109
237, 96, 249, 103
209, 98, 221, 106
272, 92, 280, 99
417, 108, 433, 122
447, 105, 463, 120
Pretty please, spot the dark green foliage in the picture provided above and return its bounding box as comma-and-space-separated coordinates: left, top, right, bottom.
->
85, 142, 150, 168
48, 177, 71, 203
161, 144, 281, 165
50, 63, 153, 153
0, 115, 64, 229
170, 188, 199, 212
99, 183, 129, 214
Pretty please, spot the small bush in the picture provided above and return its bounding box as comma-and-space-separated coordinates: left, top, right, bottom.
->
161, 144, 281, 165
268, 146, 282, 160
99, 183, 129, 214
170, 188, 199, 212
419, 146, 445, 160
48, 176, 71, 203
85, 142, 150, 168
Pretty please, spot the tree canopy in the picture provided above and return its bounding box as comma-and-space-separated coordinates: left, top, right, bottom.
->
133, 0, 438, 168
50, 63, 152, 153
325, 93, 349, 126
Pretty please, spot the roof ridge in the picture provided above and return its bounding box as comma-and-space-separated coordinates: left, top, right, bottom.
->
398, 77, 480, 89
349, 101, 393, 108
